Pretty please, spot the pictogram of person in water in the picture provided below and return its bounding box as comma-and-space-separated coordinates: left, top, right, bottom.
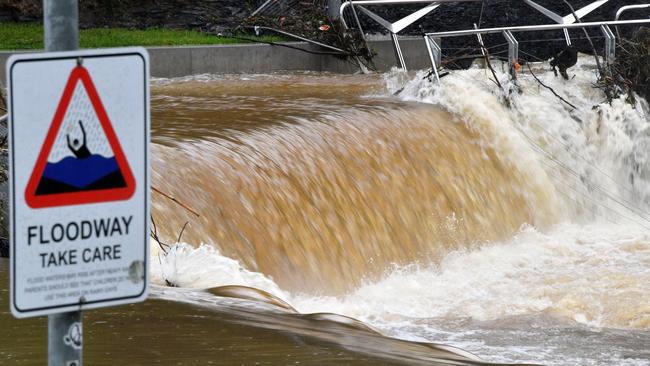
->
66, 120, 91, 159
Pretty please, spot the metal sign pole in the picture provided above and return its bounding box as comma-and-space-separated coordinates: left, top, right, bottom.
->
44, 0, 78, 52
43, 1, 82, 365
48, 312, 82, 366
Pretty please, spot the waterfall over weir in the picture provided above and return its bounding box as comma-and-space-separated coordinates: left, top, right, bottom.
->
147, 58, 650, 365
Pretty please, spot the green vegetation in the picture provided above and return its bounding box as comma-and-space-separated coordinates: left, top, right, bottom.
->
0, 22, 286, 50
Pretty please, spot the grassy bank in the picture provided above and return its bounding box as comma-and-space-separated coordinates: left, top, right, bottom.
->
0, 22, 285, 50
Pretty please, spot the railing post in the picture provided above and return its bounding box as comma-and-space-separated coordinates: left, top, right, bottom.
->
601, 24, 616, 65
424, 35, 441, 82
390, 33, 407, 70
474, 23, 486, 57
503, 30, 519, 79
563, 28, 572, 46
349, 1, 367, 42
251, 0, 273, 16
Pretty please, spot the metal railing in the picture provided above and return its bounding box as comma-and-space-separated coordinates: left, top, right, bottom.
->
523, 0, 610, 45
339, 0, 616, 70
614, 3, 650, 38
423, 18, 650, 82
616, 4, 650, 21
339, 0, 482, 70
252, 0, 328, 16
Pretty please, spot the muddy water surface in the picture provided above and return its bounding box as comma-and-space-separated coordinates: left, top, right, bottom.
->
2, 70, 650, 366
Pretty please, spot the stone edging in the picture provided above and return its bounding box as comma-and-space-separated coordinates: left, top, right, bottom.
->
0, 38, 431, 81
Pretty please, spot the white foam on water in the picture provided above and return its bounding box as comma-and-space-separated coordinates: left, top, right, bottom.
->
292, 222, 650, 329
294, 56, 650, 364
150, 241, 289, 300
289, 56, 650, 330
149, 222, 650, 365
384, 56, 650, 222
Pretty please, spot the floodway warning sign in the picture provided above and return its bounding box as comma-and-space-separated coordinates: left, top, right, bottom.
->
25, 65, 136, 208
8, 48, 150, 318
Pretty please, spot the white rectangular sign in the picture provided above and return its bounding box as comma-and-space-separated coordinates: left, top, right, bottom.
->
7, 48, 150, 318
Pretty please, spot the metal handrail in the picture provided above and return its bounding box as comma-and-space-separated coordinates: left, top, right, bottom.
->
614, 4, 650, 38
247, 26, 350, 54
423, 18, 650, 82
424, 19, 650, 38
252, 0, 327, 16
252, 0, 274, 16
339, 0, 610, 69
524, 0, 610, 45
615, 4, 650, 21
339, 1, 650, 73
340, 0, 469, 17
339, 0, 481, 70
525, 0, 609, 25
340, 0, 482, 29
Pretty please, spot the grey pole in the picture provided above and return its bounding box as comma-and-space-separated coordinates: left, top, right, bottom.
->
43, 0, 79, 52
43, 0, 82, 365
328, 0, 342, 19
48, 312, 83, 366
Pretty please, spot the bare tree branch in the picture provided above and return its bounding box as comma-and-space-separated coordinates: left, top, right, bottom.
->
176, 221, 189, 243
527, 64, 577, 109
152, 186, 201, 217
480, 43, 511, 107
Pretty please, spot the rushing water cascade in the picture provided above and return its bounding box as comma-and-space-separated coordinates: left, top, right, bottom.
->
151, 100, 559, 294
147, 57, 650, 365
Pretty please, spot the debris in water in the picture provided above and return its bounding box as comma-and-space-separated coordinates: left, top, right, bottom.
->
550, 46, 578, 80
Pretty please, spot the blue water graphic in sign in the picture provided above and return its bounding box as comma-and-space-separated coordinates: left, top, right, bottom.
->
42, 155, 121, 188
34, 119, 128, 195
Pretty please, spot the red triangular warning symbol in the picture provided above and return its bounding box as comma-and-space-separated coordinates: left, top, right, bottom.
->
25, 65, 136, 209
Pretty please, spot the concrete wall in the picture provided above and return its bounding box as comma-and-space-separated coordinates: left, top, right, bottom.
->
0, 38, 432, 82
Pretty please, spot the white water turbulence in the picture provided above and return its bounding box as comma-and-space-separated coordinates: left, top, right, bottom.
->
309, 56, 650, 364
386, 56, 650, 221
150, 56, 650, 366
150, 241, 288, 298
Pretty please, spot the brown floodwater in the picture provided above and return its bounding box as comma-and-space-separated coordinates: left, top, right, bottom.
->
0, 259, 487, 366
1, 73, 526, 366
149, 74, 554, 295
3, 69, 650, 366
